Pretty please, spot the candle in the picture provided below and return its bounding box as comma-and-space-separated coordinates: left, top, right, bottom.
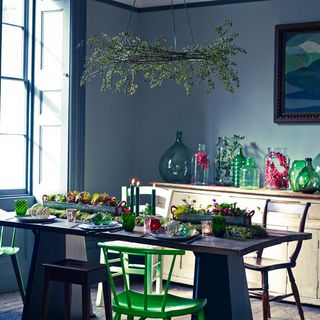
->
135, 181, 140, 216
130, 179, 135, 213
201, 220, 212, 236
151, 189, 156, 215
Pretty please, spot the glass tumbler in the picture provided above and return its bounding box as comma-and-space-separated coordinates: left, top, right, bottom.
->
67, 209, 77, 222
15, 199, 28, 216
201, 220, 213, 236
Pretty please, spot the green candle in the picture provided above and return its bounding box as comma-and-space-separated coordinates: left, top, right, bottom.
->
151, 189, 156, 215
130, 178, 135, 213
135, 181, 140, 216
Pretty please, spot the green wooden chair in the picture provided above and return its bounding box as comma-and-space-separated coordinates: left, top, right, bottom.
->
0, 227, 25, 302
96, 186, 173, 307
98, 242, 206, 320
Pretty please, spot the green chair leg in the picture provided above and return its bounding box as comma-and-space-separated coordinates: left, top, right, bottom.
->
127, 316, 134, 320
114, 313, 121, 320
10, 254, 25, 303
197, 308, 205, 320
146, 255, 153, 294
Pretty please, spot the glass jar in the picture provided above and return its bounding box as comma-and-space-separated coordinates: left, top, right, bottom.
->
233, 147, 246, 187
215, 135, 244, 186
159, 131, 191, 184
289, 160, 305, 192
239, 157, 260, 190
191, 144, 209, 185
296, 158, 320, 194
264, 147, 290, 190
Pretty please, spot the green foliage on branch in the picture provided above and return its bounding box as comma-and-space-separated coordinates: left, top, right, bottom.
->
81, 21, 246, 95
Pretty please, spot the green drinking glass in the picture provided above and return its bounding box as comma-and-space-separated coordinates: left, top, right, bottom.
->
15, 199, 28, 216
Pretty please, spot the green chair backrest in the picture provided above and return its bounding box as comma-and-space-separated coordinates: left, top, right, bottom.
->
0, 227, 16, 249
98, 242, 185, 312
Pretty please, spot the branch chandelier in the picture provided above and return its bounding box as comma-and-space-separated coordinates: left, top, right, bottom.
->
81, 0, 247, 95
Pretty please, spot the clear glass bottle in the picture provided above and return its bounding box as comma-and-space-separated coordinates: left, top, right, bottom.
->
159, 131, 191, 184
264, 147, 290, 190
215, 135, 244, 186
233, 147, 246, 187
296, 158, 320, 194
191, 144, 209, 185
289, 160, 305, 192
239, 157, 260, 190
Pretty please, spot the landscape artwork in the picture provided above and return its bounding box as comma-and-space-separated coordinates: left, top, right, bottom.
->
274, 22, 320, 123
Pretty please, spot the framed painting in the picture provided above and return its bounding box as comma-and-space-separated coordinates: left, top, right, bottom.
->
274, 21, 320, 123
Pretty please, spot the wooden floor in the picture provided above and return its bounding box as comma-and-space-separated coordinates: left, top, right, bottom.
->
0, 285, 319, 320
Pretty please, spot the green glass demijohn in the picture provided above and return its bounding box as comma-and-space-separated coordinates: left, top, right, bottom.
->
159, 131, 192, 184
289, 160, 305, 192
239, 157, 260, 190
233, 147, 246, 187
296, 158, 320, 194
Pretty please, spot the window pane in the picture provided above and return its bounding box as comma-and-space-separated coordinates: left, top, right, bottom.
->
1, 24, 24, 78
0, 80, 26, 134
0, 135, 26, 189
3, 0, 24, 26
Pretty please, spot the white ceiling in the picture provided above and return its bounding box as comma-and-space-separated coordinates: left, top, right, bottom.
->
113, 0, 219, 8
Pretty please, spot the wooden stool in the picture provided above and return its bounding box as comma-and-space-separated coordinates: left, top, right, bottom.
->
41, 259, 111, 320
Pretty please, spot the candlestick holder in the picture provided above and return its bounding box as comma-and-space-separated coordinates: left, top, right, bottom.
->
201, 220, 212, 236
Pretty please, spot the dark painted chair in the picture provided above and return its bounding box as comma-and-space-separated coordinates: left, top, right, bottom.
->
41, 259, 111, 320
244, 199, 311, 320
0, 226, 25, 302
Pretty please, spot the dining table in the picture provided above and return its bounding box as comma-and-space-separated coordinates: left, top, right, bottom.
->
0, 209, 312, 320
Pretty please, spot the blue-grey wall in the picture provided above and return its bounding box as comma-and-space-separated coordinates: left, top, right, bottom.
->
85, 0, 139, 197
85, 0, 320, 193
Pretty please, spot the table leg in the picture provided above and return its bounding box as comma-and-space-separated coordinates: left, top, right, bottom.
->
192, 253, 252, 320
22, 230, 66, 320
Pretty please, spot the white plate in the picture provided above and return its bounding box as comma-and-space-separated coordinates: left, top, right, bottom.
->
78, 222, 122, 230
15, 214, 56, 223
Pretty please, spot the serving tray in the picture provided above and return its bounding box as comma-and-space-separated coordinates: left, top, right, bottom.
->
43, 200, 126, 215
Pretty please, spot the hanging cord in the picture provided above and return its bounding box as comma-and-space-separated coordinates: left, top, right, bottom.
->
125, 0, 137, 33
171, 0, 177, 50
184, 0, 195, 46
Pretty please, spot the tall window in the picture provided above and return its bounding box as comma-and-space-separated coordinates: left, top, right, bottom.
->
0, 0, 30, 195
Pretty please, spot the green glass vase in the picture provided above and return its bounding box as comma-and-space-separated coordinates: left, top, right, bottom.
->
159, 131, 191, 184
239, 157, 260, 190
289, 160, 305, 192
296, 158, 320, 194
233, 147, 246, 187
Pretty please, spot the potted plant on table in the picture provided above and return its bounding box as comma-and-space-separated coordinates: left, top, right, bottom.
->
122, 209, 136, 232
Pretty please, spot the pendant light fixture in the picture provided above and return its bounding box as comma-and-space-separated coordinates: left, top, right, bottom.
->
81, 0, 246, 95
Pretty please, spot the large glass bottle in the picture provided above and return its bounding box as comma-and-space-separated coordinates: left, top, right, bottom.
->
296, 158, 320, 194
191, 144, 209, 185
289, 160, 305, 192
215, 135, 244, 186
233, 147, 246, 187
239, 157, 260, 190
159, 131, 191, 184
264, 147, 290, 190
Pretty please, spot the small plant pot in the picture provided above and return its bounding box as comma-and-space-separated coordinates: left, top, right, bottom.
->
212, 216, 227, 237
122, 213, 136, 232
213, 226, 226, 238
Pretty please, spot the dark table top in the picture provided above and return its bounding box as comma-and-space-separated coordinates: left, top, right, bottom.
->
0, 210, 312, 257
